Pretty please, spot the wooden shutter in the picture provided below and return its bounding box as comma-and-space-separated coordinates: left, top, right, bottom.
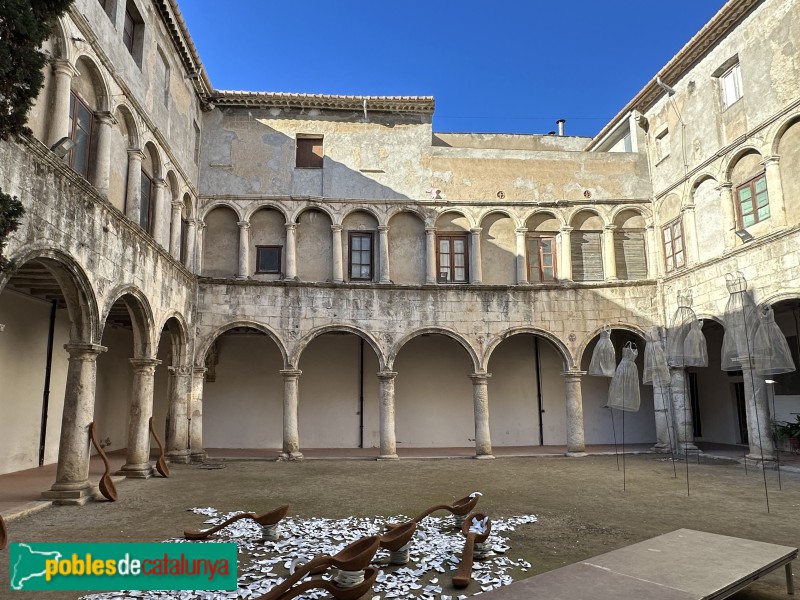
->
614, 231, 647, 280
571, 231, 603, 281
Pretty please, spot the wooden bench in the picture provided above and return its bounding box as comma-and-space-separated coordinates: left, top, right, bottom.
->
480, 529, 797, 599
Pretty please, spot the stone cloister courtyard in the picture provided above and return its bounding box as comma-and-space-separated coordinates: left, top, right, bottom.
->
2, 453, 799, 599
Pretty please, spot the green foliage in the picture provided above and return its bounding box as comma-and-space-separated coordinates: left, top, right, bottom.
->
0, 0, 74, 140
773, 415, 800, 441
0, 188, 24, 271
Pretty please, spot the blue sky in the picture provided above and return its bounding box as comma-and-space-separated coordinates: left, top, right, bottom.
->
180, 1, 726, 138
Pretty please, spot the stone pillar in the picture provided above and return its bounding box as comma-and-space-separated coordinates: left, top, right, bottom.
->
762, 156, 787, 227
645, 224, 657, 278
470, 228, 483, 284
165, 366, 191, 463
425, 227, 437, 284
560, 226, 573, 281
237, 221, 250, 279
377, 371, 399, 460
717, 183, 737, 249
652, 382, 674, 452
331, 225, 344, 283
118, 358, 161, 478
189, 367, 207, 462
669, 367, 698, 454
42, 343, 106, 505
741, 362, 776, 462
151, 179, 167, 242
125, 149, 144, 225
470, 372, 493, 458
680, 204, 700, 266
169, 201, 184, 259
603, 225, 618, 281
91, 112, 115, 196
378, 225, 391, 283
562, 371, 587, 456
194, 222, 205, 274
185, 219, 198, 272
280, 369, 303, 460
285, 222, 298, 279
515, 227, 528, 284
48, 60, 77, 147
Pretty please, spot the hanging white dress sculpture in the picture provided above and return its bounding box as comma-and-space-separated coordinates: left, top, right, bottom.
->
588, 327, 616, 377
753, 306, 796, 375
607, 342, 641, 412
721, 272, 760, 371
643, 326, 670, 385
683, 320, 708, 367
667, 291, 699, 367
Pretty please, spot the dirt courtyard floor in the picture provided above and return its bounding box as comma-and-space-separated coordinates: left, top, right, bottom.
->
2, 454, 799, 599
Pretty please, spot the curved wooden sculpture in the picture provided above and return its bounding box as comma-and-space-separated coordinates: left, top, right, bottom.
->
257, 567, 378, 600
261, 535, 380, 600
385, 493, 480, 530
0, 514, 7, 550
148, 416, 169, 478
452, 512, 492, 589
89, 422, 117, 502
184, 504, 289, 540
378, 520, 416, 551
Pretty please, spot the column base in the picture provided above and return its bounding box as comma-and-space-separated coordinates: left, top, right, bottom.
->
745, 453, 777, 465
190, 450, 207, 463
277, 452, 304, 462
474, 454, 495, 460
235, 275, 248, 280
566, 451, 588, 457
42, 480, 94, 505
651, 442, 672, 453
678, 442, 699, 454
116, 463, 154, 479
166, 450, 191, 464
377, 454, 399, 461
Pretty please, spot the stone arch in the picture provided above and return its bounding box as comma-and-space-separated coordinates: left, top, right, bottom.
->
657, 192, 682, 224
610, 205, 649, 223
524, 209, 566, 229
201, 200, 244, 223
479, 210, 518, 285
483, 327, 573, 371
72, 54, 110, 112
388, 328, 480, 372
388, 209, 426, 285
196, 321, 288, 368
100, 284, 156, 358
477, 208, 520, 228
386, 206, 427, 223
244, 201, 288, 223
724, 146, 764, 184
434, 209, 475, 230
576, 323, 647, 367
156, 311, 190, 366
113, 103, 140, 149
569, 208, 607, 229
292, 325, 384, 369
165, 170, 180, 203
141, 140, 163, 180
202, 204, 239, 278
689, 173, 719, 196
50, 16, 70, 62
770, 112, 800, 156
291, 204, 335, 224
775, 116, 800, 224
759, 291, 800, 310
341, 205, 381, 224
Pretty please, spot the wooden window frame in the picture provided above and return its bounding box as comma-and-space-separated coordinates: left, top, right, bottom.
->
123, 7, 135, 53
526, 234, 557, 283
68, 91, 94, 178
436, 234, 470, 283
140, 169, 154, 234
296, 136, 323, 169
348, 231, 374, 281
736, 172, 769, 228
662, 218, 685, 273
720, 63, 743, 109
255, 245, 282, 275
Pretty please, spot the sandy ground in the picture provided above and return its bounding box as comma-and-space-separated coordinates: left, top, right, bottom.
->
1, 454, 799, 599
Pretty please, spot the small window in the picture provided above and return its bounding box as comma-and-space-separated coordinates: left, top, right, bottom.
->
720, 63, 743, 109
655, 128, 669, 162
123, 1, 144, 65
526, 235, 557, 283
736, 173, 769, 228
123, 8, 135, 52
157, 48, 170, 107
97, 0, 114, 17
296, 136, 323, 168
348, 232, 373, 281
68, 92, 93, 178
662, 218, 685, 273
437, 235, 469, 283
193, 121, 201, 164
256, 246, 282, 274
140, 170, 153, 233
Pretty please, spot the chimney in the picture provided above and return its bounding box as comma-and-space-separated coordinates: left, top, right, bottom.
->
557, 119, 566, 136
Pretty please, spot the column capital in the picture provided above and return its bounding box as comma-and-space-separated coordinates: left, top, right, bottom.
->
680, 204, 696, 214
645, 223, 655, 231
285, 222, 298, 231
52, 59, 78, 78
761, 155, 780, 167
604, 224, 617, 231
377, 225, 390, 232
561, 370, 587, 381
171, 200, 185, 210
377, 370, 397, 381
716, 181, 733, 191
237, 220, 250, 229
515, 227, 529, 235
469, 372, 492, 382
94, 111, 117, 126
560, 225, 574, 233
331, 224, 343, 232
280, 369, 302, 378
153, 178, 167, 189
197, 221, 207, 231
470, 227, 482, 235
192, 366, 208, 376
425, 226, 436, 234
63, 343, 107, 359
127, 148, 144, 161
168, 365, 193, 376
130, 357, 162, 373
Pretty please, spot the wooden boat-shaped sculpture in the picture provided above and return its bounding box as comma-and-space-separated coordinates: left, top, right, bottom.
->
386, 493, 481, 530
452, 513, 492, 588
148, 416, 169, 477
0, 514, 7, 550
89, 422, 117, 502
184, 504, 289, 540
378, 520, 416, 564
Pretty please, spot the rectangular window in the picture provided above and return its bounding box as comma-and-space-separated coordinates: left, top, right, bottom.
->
721, 63, 743, 108
68, 92, 93, 178
655, 128, 669, 162
140, 170, 153, 233
348, 232, 373, 281
570, 231, 604, 281
614, 231, 647, 280
123, 8, 135, 53
296, 136, 323, 168
256, 246, 282, 274
526, 235, 557, 283
193, 121, 201, 164
662, 219, 685, 273
737, 173, 769, 228
437, 235, 469, 283
157, 48, 170, 107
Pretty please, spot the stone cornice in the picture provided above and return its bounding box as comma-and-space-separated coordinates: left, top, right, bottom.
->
590, 0, 763, 148
210, 91, 435, 114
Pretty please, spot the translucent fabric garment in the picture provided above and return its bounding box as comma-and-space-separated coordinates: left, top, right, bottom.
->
607, 342, 641, 412
752, 306, 796, 375
643, 326, 670, 385
682, 320, 708, 367
588, 328, 616, 377
721, 273, 760, 371
667, 291, 696, 368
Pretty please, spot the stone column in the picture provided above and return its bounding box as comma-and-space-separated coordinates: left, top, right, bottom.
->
169, 201, 184, 259
189, 367, 207, 462
280, 369, 303, 460
125, 149, 144, 225
470, 372, 494, 458
42, 343, 106, 505
151, 179, 167, 242
377, 371, 399, 460
680, 205, 700, 266
470, 228, 483, 284
669, 367, 698, 454
91, 112, 115, 196
762, 156, 787, 227
285, 222, 298, 280
165, 366, 191, 463
562, 371, 587, 456
425, 226, 437, 284
237, 221, 250, 279
118, 358, 161, 478
48, 60, 77, 147
603, 225, 618, 281
185, 219, 198, 272
194, 222, 205, 274
741, 362, 776, 462
378, 225, 391, 283
717, 182, 737, 249
560, 226, 573, 281
652, 382, 674, 452
515, 227, 529, 284
645, 224, 658, 278
331, 225, 344, 283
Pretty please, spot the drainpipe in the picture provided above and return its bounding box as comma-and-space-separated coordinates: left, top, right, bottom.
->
534, 337, 544, 446
557, 119, 566, 136
358, 338, 364, 448
39, 300, 57, 466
